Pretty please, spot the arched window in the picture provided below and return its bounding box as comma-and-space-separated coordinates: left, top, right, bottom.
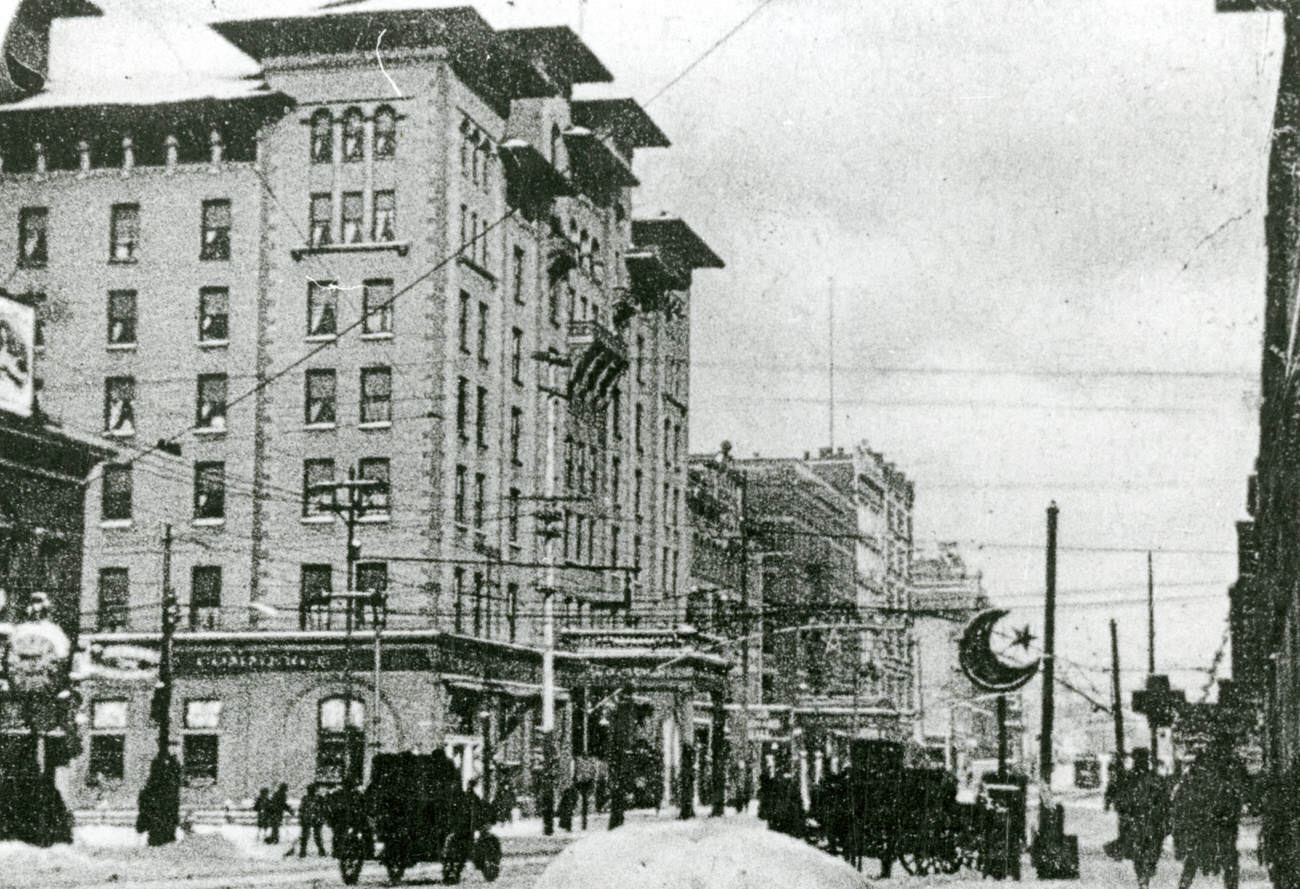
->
317, 697, 365, 786
550, 123, 562, 167
374, 106, 397, 159
310, 110, 332, 164
342, 108, 365, 163
590, 237, 603, 283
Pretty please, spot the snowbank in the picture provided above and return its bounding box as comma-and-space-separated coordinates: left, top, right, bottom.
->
534, 817, 869, 889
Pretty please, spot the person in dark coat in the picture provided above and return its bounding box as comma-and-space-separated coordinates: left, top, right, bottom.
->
1115, 747, 1170, 889
1174, 737, 1248, 889
266, 782, 292, 844
254, 788, 270, 840
136, 753, 182, 847
287, 783, 328, 857
557, 785, 578, 832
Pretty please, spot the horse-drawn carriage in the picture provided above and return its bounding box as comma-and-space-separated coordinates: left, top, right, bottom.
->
331, 751, 502, 885
803, 740, 1023, 879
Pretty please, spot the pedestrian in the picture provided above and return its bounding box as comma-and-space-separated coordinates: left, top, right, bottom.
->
558, 784, 577, 832
1104, 760, 1130, 861
136, 752, 182, 847
286, 783, 327, 857
254, 787, 270, 841
1173, 736, 1248, 889
1114, 747, 1170, 889
266, 782, 292, 845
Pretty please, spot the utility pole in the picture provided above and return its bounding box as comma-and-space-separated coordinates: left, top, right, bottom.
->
144, 524, 180, 845
310, 467, 384, 787
1110, 619, 1126, 768
737, 469, 753, 805
1146, 551, 1158, 763
827, 277, 835, 450
1040, 501, 1057, 789
533, 347, 567, 836
157, 524, 175, 760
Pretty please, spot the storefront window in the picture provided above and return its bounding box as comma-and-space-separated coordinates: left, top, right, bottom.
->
317, 697, 364, 786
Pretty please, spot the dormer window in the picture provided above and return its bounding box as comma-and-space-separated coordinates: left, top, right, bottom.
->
310, 110, 332, 164
342, 108, 365, 162
374, 106, 396, 158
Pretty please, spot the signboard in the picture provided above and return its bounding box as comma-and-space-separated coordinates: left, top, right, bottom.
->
0, 292, 34, 417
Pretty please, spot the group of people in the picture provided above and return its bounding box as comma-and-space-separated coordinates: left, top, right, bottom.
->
1109, 738, 1248, 889
253, 782, 331, 857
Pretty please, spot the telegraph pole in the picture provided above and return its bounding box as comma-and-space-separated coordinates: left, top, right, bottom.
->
144, 524, 180, 845
157, 524, 175, 760
310, 467, 384, 787
1040, 501, 1057, 789
1110, 619, 1126, 767
1146, 551, 1158, 762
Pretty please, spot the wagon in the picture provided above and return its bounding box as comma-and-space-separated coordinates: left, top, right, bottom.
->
332, 751, 502, 885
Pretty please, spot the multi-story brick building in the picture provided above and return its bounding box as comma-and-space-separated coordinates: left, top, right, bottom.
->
0, 3, 724, 809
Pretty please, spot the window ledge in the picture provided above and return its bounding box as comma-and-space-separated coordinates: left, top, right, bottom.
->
457, 254, 497, 283
108, 257, 138, 266
303, 423, 337, 432
17, 261, 46, 271
359, 421, 392, 430
357, 514, 391, 524
360, 332, 394, 341
191, 518, 225, 527
105, 343, 136, 352
100, 519, 133, 529
301, 515, 334, 525
305, 334, 338, 344
198, 339, 229, 349
292, 241, 410, 261
193, 426, 227, 437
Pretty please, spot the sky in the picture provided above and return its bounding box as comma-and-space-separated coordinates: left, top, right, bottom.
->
67, 0, 1283, 716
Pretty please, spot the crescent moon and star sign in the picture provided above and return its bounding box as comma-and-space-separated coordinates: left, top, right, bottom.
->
958, 608, 1042, 693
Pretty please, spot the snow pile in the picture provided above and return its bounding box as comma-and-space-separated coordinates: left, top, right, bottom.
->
535, 817, 869, 889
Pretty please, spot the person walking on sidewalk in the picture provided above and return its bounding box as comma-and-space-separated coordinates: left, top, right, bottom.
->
254, 788, 270, 841
285, 783, 328, 857
266, 782, 293, 845
1174, 735, 1248, 889
1115, 747, 1170, 889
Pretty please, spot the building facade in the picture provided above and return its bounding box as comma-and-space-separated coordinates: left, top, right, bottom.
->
0, 3, 723, 809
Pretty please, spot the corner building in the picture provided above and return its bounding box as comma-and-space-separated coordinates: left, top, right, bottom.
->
0, 4, 723, 810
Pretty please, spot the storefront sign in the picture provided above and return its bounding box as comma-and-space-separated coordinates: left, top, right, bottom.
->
0, 293, 34, 418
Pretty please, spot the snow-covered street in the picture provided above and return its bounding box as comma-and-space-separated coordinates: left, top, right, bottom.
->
0, 796, 1276, 889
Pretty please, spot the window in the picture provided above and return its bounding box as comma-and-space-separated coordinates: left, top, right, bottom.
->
634, 403, 643, 453
477, 302, 489, 363
357, 562, 387, 602
664, 419, 672, 468
101, 464, 132, 522
89, 700, 127, 782
97, 569, 128, 631
636, 336, 645, 383
19, 207, 47, 267
473, 472, 485, 530
200, 199, 231, 260
506, 581, 519, 642
342, 192, 364, 244
195, 373, 227, 431
199, 287, 229, 343
373, 190, 396, 242
109, 204, 139, 262
453, 567, 465, 632
103, 376, 136, 436
342, 109, 365, 162
362, 279, 393, 335
459, 203, 468, 252
309, 194, 332, 246
509, 406, 522, 465
317, 697, 364, 786
305, 369, 337, 426
360, 366, 392, 424
374, 106, 397, 158
456, 376, 469, 439
193, 461, 225, 520
611, 456, 621, 502
611, 389, 622, 439
107, 290, 136, 346
300, 564, 332, 628
307, 281, 338, 337
473, 571, 485, 636
454, 464, 467, 524
182, 700, 221, 785
511, 327, 523, 384
303, 459, 335, 518
358, 457, 390, 515
458, 291, 470, 352
310, 109, 332, 163
190, 566, 222, 630
508, 487, 520, 543
634, 470, 643, 516
511, 245, 525, 303
548, 280, 561, 325
475, 386, 487, 449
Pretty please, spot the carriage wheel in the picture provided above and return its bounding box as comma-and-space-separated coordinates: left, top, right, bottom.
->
337, 825, 367, 886
474, 833, 502, 882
